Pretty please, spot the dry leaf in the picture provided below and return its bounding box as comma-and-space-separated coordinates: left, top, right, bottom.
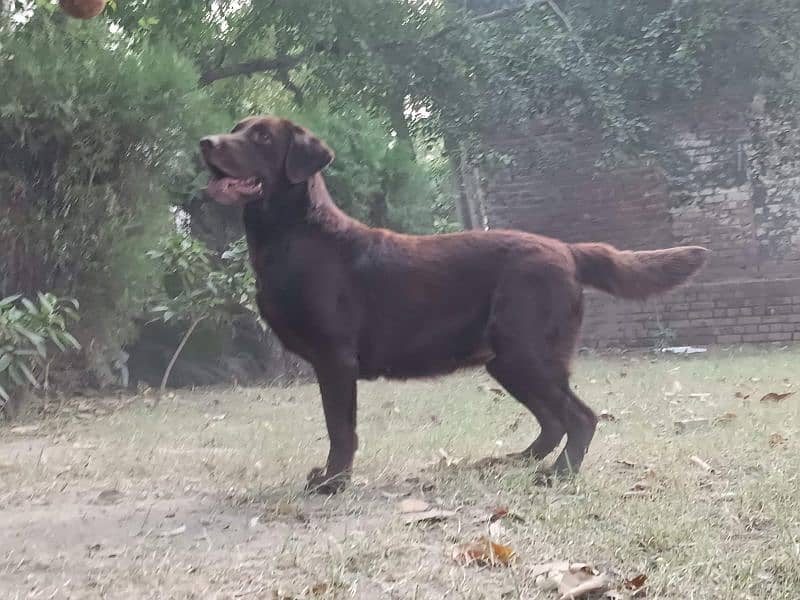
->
10, 425, 40, 435
689, 455, 714, 473
305, 582, 338, 596
398, 498, 430, 513
622, 481, 651, 498
624, 574, 647, 591
490, 506, 509, 522
489, 506, 525, 524
769, 432, 787, 447
531, 561, 571, 579
157, 524, 186, 537
437, 448, 462, 467
760, 392, 794, 403
713, 412, 737, 425
452, 537, 516, 567
403, 508, 455, 525
674, 418, 710, 434
734, 391, 750, 399
614, 459, 637, 469
557, 565, 608, 599
94, 489, 124, 505
598, 410, 617, 422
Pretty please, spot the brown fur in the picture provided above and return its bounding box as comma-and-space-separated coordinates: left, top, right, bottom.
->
200, 116, 708, 493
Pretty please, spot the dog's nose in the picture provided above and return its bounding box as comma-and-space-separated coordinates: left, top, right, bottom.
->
200, 136, 218, 152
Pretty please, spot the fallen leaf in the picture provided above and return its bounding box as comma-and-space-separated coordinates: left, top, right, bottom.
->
674, 418, 710, 434
688, 393, 711, 400
614, 459, 637, 469
490, 506, 509, 521
452, 537, 516, 567
531, 561, 571, 580
436, 447, 462, 467
72, 441, 97, 450
403, 508, 455, 525
760, 392, 794, 403
622, 481, 651, 498
598, 410, 617, 422
769, 432, 787, 447
624, 574, 647, 591
9, 425, 40, 435
713, 412, 737, 425
204, 413, 227, 421
94, 489, 124, 505
157, 524, 186, 537
734, 391, 750, 399
380, 489, 410, 500
305, 582, 338, 596
689, 455, 714, 473
398, 498, 430, 513
559, 564, 609, 599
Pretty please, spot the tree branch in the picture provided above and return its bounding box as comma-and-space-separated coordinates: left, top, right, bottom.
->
199, 1, 550, 85
199, 54, 303, 86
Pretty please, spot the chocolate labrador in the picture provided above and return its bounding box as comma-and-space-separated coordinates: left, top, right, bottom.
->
200, 116, 707, 493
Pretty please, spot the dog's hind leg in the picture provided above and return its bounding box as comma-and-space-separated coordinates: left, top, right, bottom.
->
486, 360, 565, 461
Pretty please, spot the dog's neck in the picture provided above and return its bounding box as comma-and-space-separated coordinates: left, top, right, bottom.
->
242, 173, 358, 247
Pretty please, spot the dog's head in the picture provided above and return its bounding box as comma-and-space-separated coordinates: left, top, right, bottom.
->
200, 116, 334, 207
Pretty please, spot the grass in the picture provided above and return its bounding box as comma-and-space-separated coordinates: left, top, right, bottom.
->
0, 346, 798, 598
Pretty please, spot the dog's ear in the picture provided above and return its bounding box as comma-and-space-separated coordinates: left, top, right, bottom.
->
285, 126, 334, 184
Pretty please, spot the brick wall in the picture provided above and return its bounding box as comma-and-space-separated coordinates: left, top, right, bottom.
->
481, 100, 800, 347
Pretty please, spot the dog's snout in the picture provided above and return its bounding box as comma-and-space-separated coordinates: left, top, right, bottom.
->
200, 136, 218, 152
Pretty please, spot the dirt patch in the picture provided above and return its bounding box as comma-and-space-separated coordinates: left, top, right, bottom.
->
1, 347, 799, 598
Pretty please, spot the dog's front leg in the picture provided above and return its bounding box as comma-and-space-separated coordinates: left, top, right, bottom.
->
306, 355, 358, 495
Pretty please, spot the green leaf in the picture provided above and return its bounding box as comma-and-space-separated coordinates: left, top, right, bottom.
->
62, 332, 81, 350
8, 364, 24, 386
17, 362, 40, 388
0, 383, 9, 403
0, 354, 11, 373
21, 298, 39, 315
15, 326, 45, 350
0, 294, 22, 307
37, 292, 54, 313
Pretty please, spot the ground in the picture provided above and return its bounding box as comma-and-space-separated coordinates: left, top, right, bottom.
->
1, 347, 799, 599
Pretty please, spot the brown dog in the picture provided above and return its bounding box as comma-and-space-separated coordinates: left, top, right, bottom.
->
200, 116, 707, 493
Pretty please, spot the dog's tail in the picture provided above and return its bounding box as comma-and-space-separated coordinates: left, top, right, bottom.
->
569, 242, 708, 300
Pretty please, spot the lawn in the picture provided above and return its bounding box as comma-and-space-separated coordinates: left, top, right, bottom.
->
1, 347, 798, 599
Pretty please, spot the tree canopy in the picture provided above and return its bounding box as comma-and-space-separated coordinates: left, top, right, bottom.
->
1, 0, 798, 387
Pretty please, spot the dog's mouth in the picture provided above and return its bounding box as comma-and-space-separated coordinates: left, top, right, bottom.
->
205, 163, 263, 206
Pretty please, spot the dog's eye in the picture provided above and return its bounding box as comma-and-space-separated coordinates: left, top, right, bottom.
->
251, 128, 272, 145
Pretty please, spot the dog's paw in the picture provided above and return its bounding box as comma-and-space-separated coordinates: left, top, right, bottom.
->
305, 467, 349, 495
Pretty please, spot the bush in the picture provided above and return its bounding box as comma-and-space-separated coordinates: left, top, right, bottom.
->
0, 13, 231, 376
0, 293, 81, 417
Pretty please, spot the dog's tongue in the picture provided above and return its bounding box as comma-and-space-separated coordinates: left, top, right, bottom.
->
206, 177, 261, 205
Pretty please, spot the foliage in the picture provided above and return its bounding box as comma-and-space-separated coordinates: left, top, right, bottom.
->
0, 10, 231, 357
4, 0, 800, 389
145, 233, 257, 392
147, 233, 256, 327
0, 293, 81, 414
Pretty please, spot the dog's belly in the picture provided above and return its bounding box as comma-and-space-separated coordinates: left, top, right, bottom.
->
357, 307, 494, 380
